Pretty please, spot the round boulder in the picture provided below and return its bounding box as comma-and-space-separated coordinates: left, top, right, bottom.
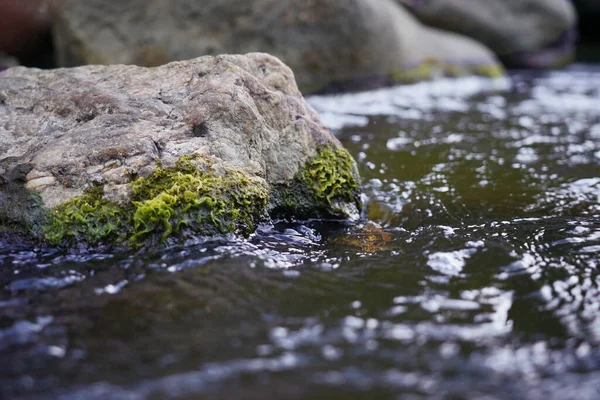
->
0, 53, 362, 248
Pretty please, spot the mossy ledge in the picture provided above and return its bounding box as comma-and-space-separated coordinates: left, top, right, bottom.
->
43, 187, 130, 246
31, 147, 361, 248
270, 145, 362, 219
43, 155, 269, 247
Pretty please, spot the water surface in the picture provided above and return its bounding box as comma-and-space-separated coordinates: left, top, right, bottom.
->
2, 66, 600, 399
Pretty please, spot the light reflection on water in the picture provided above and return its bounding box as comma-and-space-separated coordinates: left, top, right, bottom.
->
2, 66, 600, 399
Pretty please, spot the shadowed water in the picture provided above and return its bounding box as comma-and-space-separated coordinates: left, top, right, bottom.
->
1, 66, 600, 399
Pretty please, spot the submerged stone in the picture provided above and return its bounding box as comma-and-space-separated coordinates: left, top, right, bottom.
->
0, 53, 362, 248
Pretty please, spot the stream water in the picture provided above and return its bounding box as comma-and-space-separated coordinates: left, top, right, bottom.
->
1, 66, 600, 399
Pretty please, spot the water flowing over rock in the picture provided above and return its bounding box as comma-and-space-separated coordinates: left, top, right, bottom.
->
399, 0, 577, 68
51, 0, 502, 94
0, 53, 361, 247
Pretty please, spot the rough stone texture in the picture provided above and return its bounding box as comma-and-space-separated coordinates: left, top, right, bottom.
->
0, 53, 361, 245
399, 0, 577, 68
51, 0, 502, 94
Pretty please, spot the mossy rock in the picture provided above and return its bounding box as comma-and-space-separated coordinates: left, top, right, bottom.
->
0, 53, 363, 249
40, 155, 269, 248
128, 155, 269, 244
29, 146, 361, 248
43, 187, 130, 246
270, 146, 361, 219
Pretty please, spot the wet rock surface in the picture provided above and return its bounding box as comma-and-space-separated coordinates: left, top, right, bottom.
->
400, 0, 577, 68
0, 53, 361, 247
51, 0, 501, 94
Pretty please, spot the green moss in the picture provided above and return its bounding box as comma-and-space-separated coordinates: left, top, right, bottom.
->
389, 62, 436, 83
389, 59, 505, 83
270, 145, 361, 219
300, 146, 359, 204
129, 155, 268, 244
43, 155, 269, 247
43, 186, 131, 246
471, 63, 505, 79
40, 149, 361, 247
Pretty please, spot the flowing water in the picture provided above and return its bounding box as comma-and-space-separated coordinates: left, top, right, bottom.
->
2, 66, 600, 399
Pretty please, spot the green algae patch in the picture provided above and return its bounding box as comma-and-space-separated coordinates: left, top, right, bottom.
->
389, 59, 505, 83
471, 63, 505, 79
271, 146, 362, 219
300, 146, 360, 204
43, 187, 131, 246
42, 155, 269, 247
38, 150, 360, 247
128, 155, 268, 244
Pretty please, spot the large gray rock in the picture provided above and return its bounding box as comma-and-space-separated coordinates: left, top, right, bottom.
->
0, 53, 361, 247
399, 0, 577, 68
51, 0, 502, 94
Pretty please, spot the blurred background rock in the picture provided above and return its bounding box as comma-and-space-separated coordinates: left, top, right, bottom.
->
398, 0, 577, 68
0, 0, 597, 92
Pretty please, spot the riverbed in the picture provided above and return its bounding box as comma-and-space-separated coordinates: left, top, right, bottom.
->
1, 65, 600, 399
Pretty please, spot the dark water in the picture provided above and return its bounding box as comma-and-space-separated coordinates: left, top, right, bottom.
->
2, 66, 600, 399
